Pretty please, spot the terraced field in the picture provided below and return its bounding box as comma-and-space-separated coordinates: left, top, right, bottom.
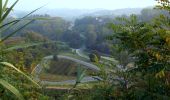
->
32, 54, 101, 86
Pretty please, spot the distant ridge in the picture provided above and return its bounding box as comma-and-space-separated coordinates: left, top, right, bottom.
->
10, 8, 143, 21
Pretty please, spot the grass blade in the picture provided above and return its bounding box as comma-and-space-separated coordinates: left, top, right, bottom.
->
3, 0, 8, 12
0, 20, 34, 43
0, 4, 47, 35
1, 0, 19, 23
0, 79, 24, 100
21, 4, 47, 20
0, 19, 19, 29
0, 17, 49, 29
73, 66, 86, 88
0, 17, 49, 35
0, 0, 2, 19
77, 68, 86, 82
0, 62, 41, 88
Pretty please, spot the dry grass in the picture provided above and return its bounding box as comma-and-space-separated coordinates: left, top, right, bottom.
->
39, 73, 76, 82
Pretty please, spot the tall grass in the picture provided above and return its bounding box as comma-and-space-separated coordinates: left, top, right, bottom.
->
0, 0, 43, 99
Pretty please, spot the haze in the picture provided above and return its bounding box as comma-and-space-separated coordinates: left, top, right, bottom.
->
10, 0, 157, 11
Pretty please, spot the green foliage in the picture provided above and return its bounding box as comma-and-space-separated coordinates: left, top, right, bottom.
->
155, 0, 170, 11
0, 62, 40, 87
7, 15, 70, 40
0, 79, 24, 100
106, 7, 170, 99
0, 0, 18, 23
0, 0, 50, 99
89, 51, 101, 63
62, 30, 85, 49
57, 5, 170, 100
66, 17, 112, 54
73, 66, 86, 88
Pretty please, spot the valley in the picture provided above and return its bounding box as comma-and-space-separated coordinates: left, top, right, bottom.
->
1, 0, 170, 99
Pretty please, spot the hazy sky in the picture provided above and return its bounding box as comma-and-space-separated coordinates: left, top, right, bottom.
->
10, 0, 157, 11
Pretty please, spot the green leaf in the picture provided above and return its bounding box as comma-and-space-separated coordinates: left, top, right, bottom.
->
73, 66, 86, 88
76, 66, 86, 83
0, 79, 24, 100
0, 0, 2, 19
0, 4, 47, 36
0, 19, 19, 29
21, 4, 47, 20
0, 62, 41, 88
0, 17, 49, 33
0, 6, 47, 38
0, 0, 19, 23
0, 20, 35, 43
2, 0, 8, 12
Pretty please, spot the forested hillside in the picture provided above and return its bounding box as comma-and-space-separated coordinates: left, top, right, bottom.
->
5, 8, 169, 54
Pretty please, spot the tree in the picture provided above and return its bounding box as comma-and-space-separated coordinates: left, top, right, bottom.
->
53, 54, 58, 61
62, 30, 84, 49
108, 10, 170, 98
21, 31, 48, 42
89, 50, 101, 63
73, 16, 112, 53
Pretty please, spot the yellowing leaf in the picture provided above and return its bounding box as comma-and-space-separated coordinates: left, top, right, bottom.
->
155, 70, 165, 78
0, 62, 41, 88
0, 79, 24, 100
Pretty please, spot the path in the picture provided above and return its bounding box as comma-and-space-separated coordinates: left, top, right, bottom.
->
32, 55, 101, 84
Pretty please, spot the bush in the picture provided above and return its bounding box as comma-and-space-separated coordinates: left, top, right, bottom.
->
89, 50, 101, 62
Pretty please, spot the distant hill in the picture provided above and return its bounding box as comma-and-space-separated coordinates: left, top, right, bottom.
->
10, 8, 143, 21
85, 8, 142, 17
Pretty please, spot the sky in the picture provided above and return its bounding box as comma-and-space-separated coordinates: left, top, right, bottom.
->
9, 0, 157, 11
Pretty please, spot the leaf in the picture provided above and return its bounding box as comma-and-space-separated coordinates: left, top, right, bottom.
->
0, 20, 35, 43
0, 19, 19, 29
0, 79, 24, 100
0, 62, 41, 88
0, 0, 19, 23
0, 3, 46, 34
20, 4, 47, 20
0, 17, 49, 33
3, 0, 8, 12
73, 66, 86, 88
76, 66, 86, 82
0, 0, 2, 19
155, 69, 165, 78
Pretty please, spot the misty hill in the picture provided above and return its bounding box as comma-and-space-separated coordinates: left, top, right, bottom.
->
84, 8, 142, 17
11, 8, 143, 21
